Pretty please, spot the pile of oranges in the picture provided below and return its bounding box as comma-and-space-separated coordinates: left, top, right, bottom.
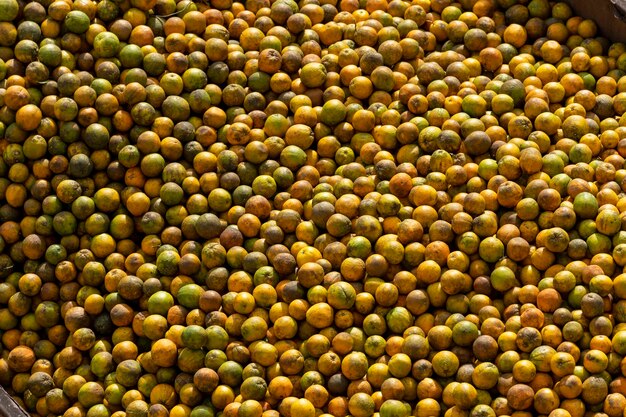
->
3, 0, 626, 417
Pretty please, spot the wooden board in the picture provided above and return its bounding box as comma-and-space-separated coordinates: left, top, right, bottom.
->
566, 0, 626, 43
0, 386, 30, 417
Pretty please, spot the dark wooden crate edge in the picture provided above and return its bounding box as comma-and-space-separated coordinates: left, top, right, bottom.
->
566, 0, 626, 43
0, 385, 30, 417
